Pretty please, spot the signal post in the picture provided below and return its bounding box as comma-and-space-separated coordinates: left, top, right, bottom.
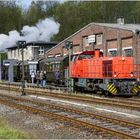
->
65, 41, 74, 92
17, 40, 26, 96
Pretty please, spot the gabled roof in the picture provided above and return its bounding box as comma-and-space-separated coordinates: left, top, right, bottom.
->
46, 22, 140, 54
6, 41, 58, 49
26, 41, 58, 46
7, 46, 18, 49
40, 56, 68, 63
94, 23, 140, 32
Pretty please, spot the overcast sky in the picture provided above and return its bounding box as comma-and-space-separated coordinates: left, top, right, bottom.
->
16, 0, 33, 9
16, 0, 64, 10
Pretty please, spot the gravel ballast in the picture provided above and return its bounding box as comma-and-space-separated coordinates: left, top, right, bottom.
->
0, 89, 140, 139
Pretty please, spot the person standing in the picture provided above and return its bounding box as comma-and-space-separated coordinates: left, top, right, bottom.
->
40, 71, 44, 87
55, 70, 61, 84
42, 71, 46, 87
31, 71, 35, 84
36, 71, 40, 88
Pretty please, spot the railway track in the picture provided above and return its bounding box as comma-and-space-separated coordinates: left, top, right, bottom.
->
26, 87, 140, 110
0, 83, 140, 111
0, 93, 139, 139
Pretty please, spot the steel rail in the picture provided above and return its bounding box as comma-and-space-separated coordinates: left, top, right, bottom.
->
0, 93, 140, 138
20, 86, 140, 106
0, 97, 138, 139
0, 84, 140, 110
25, 88, 140, 110
1, 93, 140, 129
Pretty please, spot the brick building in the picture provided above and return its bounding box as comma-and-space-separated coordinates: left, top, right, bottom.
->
45, 19, 140, 64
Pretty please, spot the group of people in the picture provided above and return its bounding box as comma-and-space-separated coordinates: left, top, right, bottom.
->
35, 70, 61, 87
35, 71, 46, 87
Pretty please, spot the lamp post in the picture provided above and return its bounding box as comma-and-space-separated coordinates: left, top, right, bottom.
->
17, 40, 26, 96
65, 41, 73, 92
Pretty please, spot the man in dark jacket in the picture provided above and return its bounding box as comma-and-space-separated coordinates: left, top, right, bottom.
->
36, 71, 40, 87
55, 70, 61, 84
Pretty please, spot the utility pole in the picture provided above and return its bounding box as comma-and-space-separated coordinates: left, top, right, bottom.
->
65, 41, 73, 92
17, 41, 26, 96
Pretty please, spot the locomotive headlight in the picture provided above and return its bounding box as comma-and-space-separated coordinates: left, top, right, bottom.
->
114, 72, 117, 77
130, 72, 134, 77
121, 57, 125, 60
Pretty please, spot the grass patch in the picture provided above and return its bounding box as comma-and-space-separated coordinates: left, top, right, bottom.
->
0, 119, 32, 139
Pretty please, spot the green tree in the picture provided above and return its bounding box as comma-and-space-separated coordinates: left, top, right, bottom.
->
24, 1, 46, 25
46, 1, 137, 42
131, 1, 140, 23
0, 1, 23, 33
0, 0, 139, 43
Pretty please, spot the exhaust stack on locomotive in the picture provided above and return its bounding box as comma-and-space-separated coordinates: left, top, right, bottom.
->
95, 49, 100, 58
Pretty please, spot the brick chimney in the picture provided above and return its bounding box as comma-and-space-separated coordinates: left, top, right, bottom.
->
117, 17, 124, 25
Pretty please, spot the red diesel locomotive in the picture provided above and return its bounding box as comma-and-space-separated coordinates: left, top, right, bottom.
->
70, 49, 140, 95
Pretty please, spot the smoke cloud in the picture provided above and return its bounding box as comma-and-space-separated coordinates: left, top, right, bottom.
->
0, 17, 60, 50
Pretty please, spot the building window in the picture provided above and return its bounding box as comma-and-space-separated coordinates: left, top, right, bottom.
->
38, 46, 44, 55
83, 36, 89, 46
54, 62, 60, 70
48, 54, 53, 58
108, 49, 117, 57
55, 53, 61, 57
109, 50, 117, 57
124, 49, 133, 57
14, 50, 16, 58
73, 45, 81, 54
18, 48, 20, 57
96, 34, 103, 45
62, 46, 68, 56
11, 50, 12, 58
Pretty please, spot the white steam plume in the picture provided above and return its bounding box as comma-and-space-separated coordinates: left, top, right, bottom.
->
0, 17, 60, 50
